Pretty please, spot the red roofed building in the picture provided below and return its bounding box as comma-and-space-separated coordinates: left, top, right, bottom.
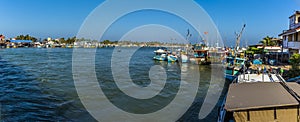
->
279, 11, 300, 54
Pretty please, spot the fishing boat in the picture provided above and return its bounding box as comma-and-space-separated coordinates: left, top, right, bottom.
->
179, 52, 189, 63
218, 71, 300, 122
225, 57, 246, 80
224, 24, 246, 80
190, 48, 211, 65
167, 54, 178, 62
153, 49, 167, 61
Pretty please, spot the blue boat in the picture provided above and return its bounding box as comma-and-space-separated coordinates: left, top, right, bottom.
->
167, 55, 178, 62
224, 57, 246, 80
153, 49, 167, 61
190, 49, 211, 65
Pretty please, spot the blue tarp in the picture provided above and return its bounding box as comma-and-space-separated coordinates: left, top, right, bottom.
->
10, 40, 32, 43
253, 59, 262, 65
287, 76, 300, 82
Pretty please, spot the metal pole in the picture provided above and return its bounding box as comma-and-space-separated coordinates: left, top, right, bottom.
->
262, 66, 264, 82
262, 73, 264, 82
243, 64, 246, 81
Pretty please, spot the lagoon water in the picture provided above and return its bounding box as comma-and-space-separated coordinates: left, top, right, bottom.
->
0, 48, 229, 121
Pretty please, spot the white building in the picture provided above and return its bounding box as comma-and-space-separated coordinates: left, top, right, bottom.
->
279, 11, 300, 54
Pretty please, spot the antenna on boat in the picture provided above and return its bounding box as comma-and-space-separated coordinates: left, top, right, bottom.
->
186, 29, 192, 41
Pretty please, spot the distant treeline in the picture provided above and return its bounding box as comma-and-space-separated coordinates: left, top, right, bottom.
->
10, 35, 187, 45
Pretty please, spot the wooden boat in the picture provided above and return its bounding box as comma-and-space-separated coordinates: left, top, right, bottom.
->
167, 54, 178, 62
190, 49, 211, 65
225, 24, 246, 80
218, 70, 300, 122
153, 49, 167, 61
224, 57, 246, 80
179, 53, 189, 63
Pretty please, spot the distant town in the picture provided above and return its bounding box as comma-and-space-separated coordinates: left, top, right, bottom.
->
0, 35, 190, 48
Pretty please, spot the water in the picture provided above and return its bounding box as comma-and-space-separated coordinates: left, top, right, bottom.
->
0, 48, 230, 121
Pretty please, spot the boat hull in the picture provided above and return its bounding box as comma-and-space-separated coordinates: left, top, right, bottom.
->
167, 55, 178, 62
180, 54, 189, 63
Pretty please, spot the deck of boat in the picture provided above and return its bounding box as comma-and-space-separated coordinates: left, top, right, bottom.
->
236, 74, 280, 83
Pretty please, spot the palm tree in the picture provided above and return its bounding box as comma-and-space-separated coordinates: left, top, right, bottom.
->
260, 36, 277, 46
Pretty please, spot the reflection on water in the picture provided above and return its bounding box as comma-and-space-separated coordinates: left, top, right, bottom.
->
0, 48, 230, 121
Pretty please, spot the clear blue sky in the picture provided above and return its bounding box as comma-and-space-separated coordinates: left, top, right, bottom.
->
0, 0, 299, 46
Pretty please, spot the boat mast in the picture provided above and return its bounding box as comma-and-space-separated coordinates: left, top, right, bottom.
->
233, 24, 246, 65
186, 29, 192, 55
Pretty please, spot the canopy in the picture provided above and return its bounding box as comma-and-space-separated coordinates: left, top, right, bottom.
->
287, 82, 300, 100
252, 59, 262, 65
225, 82, 299, 111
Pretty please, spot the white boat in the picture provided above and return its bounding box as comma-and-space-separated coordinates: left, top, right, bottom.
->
179, 54, 189, 63
153, 49, 167, 61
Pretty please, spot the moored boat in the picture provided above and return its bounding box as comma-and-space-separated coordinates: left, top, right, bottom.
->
153, 49, 167, 61
179, 53, 189, 63
190, 49, 211, 65
218, 69, 299, 122
167, 54, 178, 62
224, 57, 246, 80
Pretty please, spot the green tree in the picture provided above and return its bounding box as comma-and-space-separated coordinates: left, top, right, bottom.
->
287, 54, 300, 78
259, 36, 277, 46
102, 40, 112, 44
15, 34, 37, 42
246, 47, 262, 54
66, 37, 76, 44
59, 38, 66, 44
290, 54, 300, 66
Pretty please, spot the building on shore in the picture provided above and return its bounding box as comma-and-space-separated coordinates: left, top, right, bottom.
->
0, 34, 5, 43
9, 40, 32, 48
279, 11, 300, 54
0, 34, 6, 48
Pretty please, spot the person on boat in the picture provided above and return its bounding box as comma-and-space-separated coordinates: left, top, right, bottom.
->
245, 60, 251, 70
280, 68, 284, 76
268, 71, 274, 82
263, 66, 267, 74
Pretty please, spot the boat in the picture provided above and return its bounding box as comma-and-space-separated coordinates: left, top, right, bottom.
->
153, 49, 167, 61
224, 24, 246, 80
190, 49, 211, 65
179, 53, 189, 63
224, 57, 246, 80
218, 70, 296, 122
167, 54, 178, 62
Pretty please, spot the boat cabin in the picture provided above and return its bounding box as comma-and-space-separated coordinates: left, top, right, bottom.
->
190, 50, 211, 64
223, 82, 300, 122
194, 50, 209, 58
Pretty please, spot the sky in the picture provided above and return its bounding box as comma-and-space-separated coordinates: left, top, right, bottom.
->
0, 0, 299, 46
